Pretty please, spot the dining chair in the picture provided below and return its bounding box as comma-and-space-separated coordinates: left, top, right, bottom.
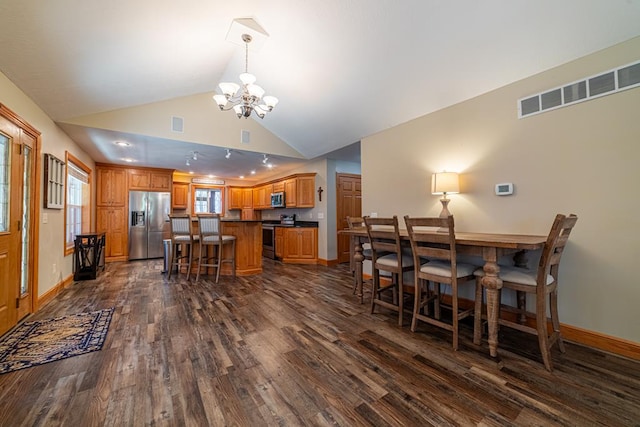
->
168, 214, 198, 280
346, 216, 373, 295
195, 213, 236, 283
474, 213, 578, 371
404, 215, 480, 350
364, 216, 414, 326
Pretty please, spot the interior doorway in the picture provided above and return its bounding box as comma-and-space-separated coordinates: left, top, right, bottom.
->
336, 173, 361, 264
0, 105, 39, 336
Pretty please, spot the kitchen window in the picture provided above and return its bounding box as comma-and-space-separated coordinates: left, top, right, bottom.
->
64, 153, 91, 255
192, 185, 224, 214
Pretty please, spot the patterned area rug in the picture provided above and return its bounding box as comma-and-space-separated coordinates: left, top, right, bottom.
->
0, 308, 114, 374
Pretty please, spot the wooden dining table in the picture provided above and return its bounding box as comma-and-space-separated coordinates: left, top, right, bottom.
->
339, 227, 547, 359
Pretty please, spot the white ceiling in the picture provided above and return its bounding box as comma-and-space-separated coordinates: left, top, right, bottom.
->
1, 1, 640, 180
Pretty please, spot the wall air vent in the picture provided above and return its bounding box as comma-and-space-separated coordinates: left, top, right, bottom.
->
171, 116, 184, 133
518, 60, 640, 118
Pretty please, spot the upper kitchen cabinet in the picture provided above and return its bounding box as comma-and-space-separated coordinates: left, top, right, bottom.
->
295, 174, 315, 208
172, 182, 189, 210
129, 168, 173, 191
96, 165, 126, 206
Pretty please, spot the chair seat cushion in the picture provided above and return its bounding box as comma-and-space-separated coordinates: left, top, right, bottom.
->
474, 265, 554, 286
419, 260, 478, 278
377, 253, 414, 268
173, 236, 193, 242
202, 235, 236, 243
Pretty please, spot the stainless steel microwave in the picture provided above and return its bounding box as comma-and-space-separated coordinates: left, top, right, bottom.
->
271, 191, 285, 208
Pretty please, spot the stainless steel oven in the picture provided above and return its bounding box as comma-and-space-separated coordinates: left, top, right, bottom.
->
262, 224, 275, 259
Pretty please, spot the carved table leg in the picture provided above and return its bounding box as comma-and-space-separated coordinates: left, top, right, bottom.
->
354, 238, 365, 304
480, 247, 503, 358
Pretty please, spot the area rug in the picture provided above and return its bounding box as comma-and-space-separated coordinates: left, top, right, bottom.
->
0, 308, 114, 374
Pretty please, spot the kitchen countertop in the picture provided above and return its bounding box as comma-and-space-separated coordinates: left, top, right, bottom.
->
262, 220, 319, 228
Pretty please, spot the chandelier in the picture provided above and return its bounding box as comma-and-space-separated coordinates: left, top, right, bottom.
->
213, 34, 279, 119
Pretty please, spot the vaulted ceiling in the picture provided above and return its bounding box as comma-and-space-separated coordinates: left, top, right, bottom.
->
1, 1, 640, 180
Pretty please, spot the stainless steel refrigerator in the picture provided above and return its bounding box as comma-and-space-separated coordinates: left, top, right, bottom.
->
129, 191, 171, 260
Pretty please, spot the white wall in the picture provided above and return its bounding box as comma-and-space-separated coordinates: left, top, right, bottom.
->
361, 37, 640, 342
1, 71, 95, 298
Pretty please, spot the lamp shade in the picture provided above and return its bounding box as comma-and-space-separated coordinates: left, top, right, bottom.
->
431, 172, 460, 195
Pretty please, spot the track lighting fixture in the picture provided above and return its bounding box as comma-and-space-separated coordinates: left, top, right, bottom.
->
225, 149, 231, 159
185, 158, 190, 166
262, 154, 269, 164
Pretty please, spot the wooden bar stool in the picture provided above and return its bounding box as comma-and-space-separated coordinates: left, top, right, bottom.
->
364, 216, 414, 326
195, 214, 236, 283
168, 214, 198, 280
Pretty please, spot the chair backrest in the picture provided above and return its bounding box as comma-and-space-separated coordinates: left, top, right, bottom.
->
169, 214, 193, 239
363, 216, 403, 263
404, 215, 457, 266
346, 216, 365, 229
539, 213, 578, 283
197, 213, 222, 240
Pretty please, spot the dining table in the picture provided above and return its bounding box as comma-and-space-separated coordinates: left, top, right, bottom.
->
339, 227, 547, 359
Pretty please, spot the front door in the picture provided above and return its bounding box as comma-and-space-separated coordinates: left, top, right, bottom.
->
336, 173, 362, 264
0, 107, 37, 335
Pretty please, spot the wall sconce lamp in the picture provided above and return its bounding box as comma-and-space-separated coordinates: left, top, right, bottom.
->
431, 171, 460, 218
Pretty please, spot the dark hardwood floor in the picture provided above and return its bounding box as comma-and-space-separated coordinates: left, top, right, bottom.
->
1, 259, 639, 426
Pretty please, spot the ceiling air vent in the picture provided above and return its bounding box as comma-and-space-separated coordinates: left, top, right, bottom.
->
518, 59, 640, 118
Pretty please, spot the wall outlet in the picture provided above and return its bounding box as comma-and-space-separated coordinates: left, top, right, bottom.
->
52, 263, 56, 273
42, 213, 48, 224
370, 212, 378, 218
317, 213, 324, 219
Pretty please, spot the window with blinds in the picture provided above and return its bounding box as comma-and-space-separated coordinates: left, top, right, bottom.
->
65, 154, 91, 253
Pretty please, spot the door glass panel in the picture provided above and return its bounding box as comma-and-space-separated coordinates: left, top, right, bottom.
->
21, 145, 32, 295
0, 134, 9, 232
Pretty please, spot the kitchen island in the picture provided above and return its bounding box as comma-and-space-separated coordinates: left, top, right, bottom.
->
191, 218, 262, 276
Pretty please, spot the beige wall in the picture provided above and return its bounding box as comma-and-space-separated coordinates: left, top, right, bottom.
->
361, 36, 640, 342
1, 71, 95, 298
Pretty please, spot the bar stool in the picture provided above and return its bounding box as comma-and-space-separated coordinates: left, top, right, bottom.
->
168, 214, 198, 280
195, 213, 236, 283
364, 216, 414, 326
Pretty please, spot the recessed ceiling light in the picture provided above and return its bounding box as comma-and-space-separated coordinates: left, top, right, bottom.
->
208, 174, 215, 178
189, 171, 194, 174
239, 175, 244, 179
115, 141, 130, 147
123, 158, 134, 162
250, 170, 256, 175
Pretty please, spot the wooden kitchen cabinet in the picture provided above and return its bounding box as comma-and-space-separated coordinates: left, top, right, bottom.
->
228, 186, 243, 210
284, 179, 297, 207
96, 206, 127, 261
242, 188, 253, 209
253, 184, 273, 210
172, 182, 189, 210
283, 227, 317, 264
96, 165, 128, 261
129, 168, 172, 191
296, 175, 315, 208
97, 166, 126, 206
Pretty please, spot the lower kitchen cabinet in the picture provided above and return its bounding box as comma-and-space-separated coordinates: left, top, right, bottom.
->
96, 206, 127, 261
282, 227, 317, 264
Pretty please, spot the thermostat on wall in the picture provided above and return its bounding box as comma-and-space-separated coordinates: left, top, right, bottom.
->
495, 183, 514, 196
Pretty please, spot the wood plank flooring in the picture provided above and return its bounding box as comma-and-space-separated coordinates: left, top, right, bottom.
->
0, 259, 639, 426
